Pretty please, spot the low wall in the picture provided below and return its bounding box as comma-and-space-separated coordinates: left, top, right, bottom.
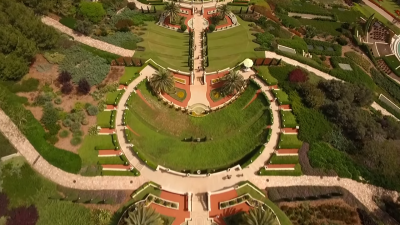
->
379, 94, 400, 113
156, 164, 242, 178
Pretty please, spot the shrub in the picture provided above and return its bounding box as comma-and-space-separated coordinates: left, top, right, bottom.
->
74, 20, 93, 35
0, 193, 9, 217
59, 17, 77, 29
70, 137, 82, 146
180, 24, 187, 32
54, 98, 62, 105
70, 122, 81, 133
210, 14, 220, 25
289, 68, 308, 83
61, 82, 73, 94
277, 36, 307, 53
44, 52, 65, 64
115, 19, 134, 32
320, 55, 326, 61
62, 119, 73, 127
127, 2, 136, 10
58, 71, 72, 84
78, 78, 91, 94
208, 24, 215, 32
81, 118, 89, 125
93, 32, 142, 50
344, 52, 371, 71
87, 105, 99, 116
336, 36, 348, 46
41, 105, 61, 135
79, 2, 106, 23
34, 93, 52, 106
59, 130, 69, 138
6, 205, 39, 225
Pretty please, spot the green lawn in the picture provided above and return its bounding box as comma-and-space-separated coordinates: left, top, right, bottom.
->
280, 110, 298, 128
125, 81, 270, 171
269, 154, 299, 164
119, 67, 141, 85
353, 3, 400, 34
1, 158, 95, 225
384, 55, 400, 75
134, 22, 189, 71
131, 183, 162, 202
255, 66, 278, 85
78, 135, 116, 166
106, 90, 124, 105
0, 132, 17, 158
235, 181, 292, 225
97, 111, 113, 128
98, 156, 126, 165
259, 164, 302, 176
278, 134, 303, 149
207, 17, 264, 71
272, 89, 290, 105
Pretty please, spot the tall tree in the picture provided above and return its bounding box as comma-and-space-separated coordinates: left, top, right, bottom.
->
217, 4, 230, 20
124, 204, 163, 225
221, 70, 245, 96
241, 207, 279, 225
164, 2, 180, 23
150, 69, 175, 94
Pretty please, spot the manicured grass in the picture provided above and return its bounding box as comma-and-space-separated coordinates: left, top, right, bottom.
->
106, 90, 124, 105
255, 66, 278, 85
383, 55, 400, 76
125, 81, 270, 171
131, 183, 162, 202
134, 22, 189, 71
97, 111, 113, 128
169, 87, 187, 102
235, 181, 292, 225
259, 164, 302, 176
297, 19, 342, 36
353, 3, 400, 34
278, 134, 303, 149
0, 132, 17, 158
1, 158, 94, 224
280, 110, 298, 128
269, 154, 299, 164
98, 156, 126, 165
78, 135, 116, 166
79, 44, 121, 62
119, 67, 142, 85
272, 89, 290, 105
207, 17, 264, 71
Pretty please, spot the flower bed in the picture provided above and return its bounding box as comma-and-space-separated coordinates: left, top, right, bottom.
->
169, 87, 187, 102
219, 193, 265, 209
145, 194, 179, 209
210, 89, 224, 102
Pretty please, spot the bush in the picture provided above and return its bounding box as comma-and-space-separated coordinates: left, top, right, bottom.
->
6, 205, 39, 225
208, 24, 215, 32
304, 38, 342, 56
58, 71, 72, 84
41, 105, 61, 135
115, 19, 134, 32
44, 52, 65, 64
78, 78, 91, 94
127, 2, 136, 10
70, 122, 81, 133
344, 52, 371, 72
93, 32, 142, 50
70, 137, 82, 146
277, 36, 307, 53
0, 193, 9, 217
79, 2, 106, 23
289, 68, 308, 83
180, 24, 187, 32
54, 98, 62, 105
87, 105, 99, 116
74, 20, 93, 35
59, 130, 69, 138
59, 17, 77, 29
336, 36, 348, 46
61, 82, 73, 94
4, 78, 39, 93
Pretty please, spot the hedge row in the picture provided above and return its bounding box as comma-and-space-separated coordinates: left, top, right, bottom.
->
124, 129, 158, 170
0, 85, 82, 173
383, 56, 400, 77
329, 57, 375, 89
376, 98, 400, 120
371, 68, 400, 103
304, 38, 342, 56
268, 186, 343, 202
240, 145, 265, 168
259, 164, 302, 176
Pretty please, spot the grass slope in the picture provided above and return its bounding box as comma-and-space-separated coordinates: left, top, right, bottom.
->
207, 17, 264, 71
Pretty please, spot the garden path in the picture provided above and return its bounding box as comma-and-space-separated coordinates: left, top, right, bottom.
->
41, 17, 135, 57
187, 5, 210, 107
265, 51, 399, 119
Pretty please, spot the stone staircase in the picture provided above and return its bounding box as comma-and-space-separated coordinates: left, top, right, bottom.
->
188, 193, 212, 225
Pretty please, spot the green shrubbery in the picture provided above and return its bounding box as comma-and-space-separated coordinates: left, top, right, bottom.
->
275, 50, 330, 73
0, 85, 81, 173
371, 68, 400, 103
304, 38, 342, 56
59, 17, 77, 29
94, 32, 143, 50
344, 51, 371, 71
79, 2, 106, 23
254, 32, 275, 50
59, 46, 110, 86
383, 55, 400, 77
329, 57, 375, 89
276, 36, 307, 53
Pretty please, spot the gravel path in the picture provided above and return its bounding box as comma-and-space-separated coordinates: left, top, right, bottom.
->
41, 17, 135, 57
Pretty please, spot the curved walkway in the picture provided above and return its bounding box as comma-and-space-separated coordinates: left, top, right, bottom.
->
265, 51, 399, 119
41, 17, 135, 57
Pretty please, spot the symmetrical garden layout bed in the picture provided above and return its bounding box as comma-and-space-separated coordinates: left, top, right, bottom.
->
124, 81, 271, 172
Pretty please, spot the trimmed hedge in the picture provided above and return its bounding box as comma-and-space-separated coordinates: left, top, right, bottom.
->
275, 50, 330, 73
383, 55, 400, 77
276, 36, 307, 54
131, 145, 158, 170
259, 164, 302, 176
371, 68, 400, 103
241, 145, 265, 168
329, 57, 375, 89
0, 85, 82, 173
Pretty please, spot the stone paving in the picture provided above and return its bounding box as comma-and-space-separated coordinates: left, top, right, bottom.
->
41, 17, 135, 57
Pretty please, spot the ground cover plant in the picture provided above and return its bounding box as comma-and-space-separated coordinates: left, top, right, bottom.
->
255, 66, 278, 85
119, 67, 142, 85
353, 3, 400, 34
125, 81, 270, 172
278, 134, 303, 149
207, 17, 264, 71
329, 57, 375, 89
304, 38, 342, 56
344, 51, 372, 71
272, 89, 290, 105
169, 87, 187, 102
134, 23, 189, 71
0, 133, 17, 158
97, 111, 114, 128
383, 55, 400, 77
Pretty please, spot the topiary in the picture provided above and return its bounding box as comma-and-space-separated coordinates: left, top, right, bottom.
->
180, 24, 187, 32
59, 130, 69, 138
87, 105, 99, 116
208, 24, 215, 32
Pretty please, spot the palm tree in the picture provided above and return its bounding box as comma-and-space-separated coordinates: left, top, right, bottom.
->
241, 207, 279, 225
221, 70, 245, 96
124, 204, 163, 225
164, 2, 180, 24
217, 4, 230, 20
150, 69, 175, 94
